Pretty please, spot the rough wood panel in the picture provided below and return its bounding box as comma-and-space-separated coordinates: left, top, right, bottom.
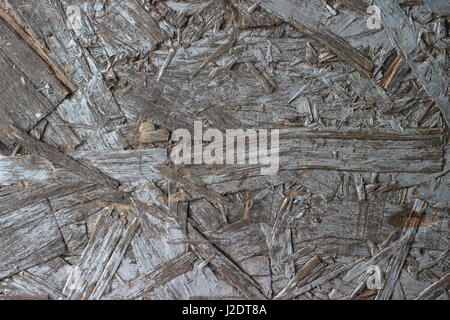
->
416, 273, 450, 300
187, 221, 268, 300
182, 128, 444, 184
104, 252, 197, 300
63, 213, 139, 300
0, 50, 54, 146
0, 148, 166, 185
6, 0, 130, 151
0, 9, 70, 104
0, 123, 121, 189
375, 0, 450, 126
0, 0, 448, 301
258, 0, 374, 76
376, 199, 428, 299
95, 0, 167, 54
0, 294, 49, 300
1, 269, 66, 300
0, 200, 66, 280
0, 181, 94, 214
294, 200, 448, 252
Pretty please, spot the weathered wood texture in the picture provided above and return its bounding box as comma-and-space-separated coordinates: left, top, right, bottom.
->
375, 0, 450, 127
63, 213, 140, 300
0, 9, 71, 148
104, 252, 197, 300
258, 0, 374, 77
0, 148, 166, 184
0, 200, 65, 280
0, 0, 448, 301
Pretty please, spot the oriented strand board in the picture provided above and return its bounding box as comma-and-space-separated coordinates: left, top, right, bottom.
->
0, 0, 448, 301
0, 201, 66, 279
